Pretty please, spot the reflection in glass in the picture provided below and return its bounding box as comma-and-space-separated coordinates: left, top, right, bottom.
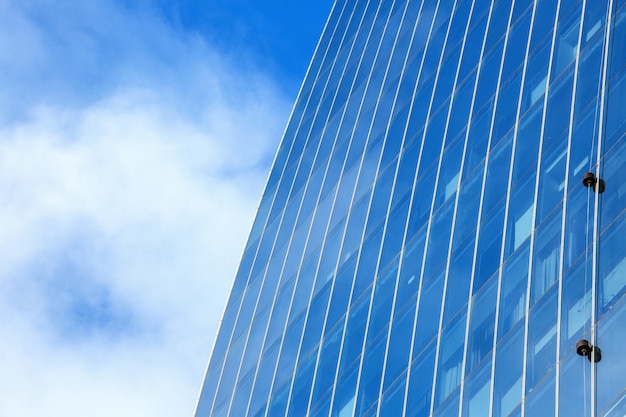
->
493, 323, 524, 417
560, 256, 593, 355
434, 312, 467, 407
558, 352, 590, 417
526, 286, 558, 393
530, 208, 562, 304
498, 242, 530, 339
466, 278, 497, 375
524, 369, 555, 417
598, 214, 626, 316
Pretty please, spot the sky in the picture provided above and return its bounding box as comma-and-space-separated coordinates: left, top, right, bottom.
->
0, 0, 333, 415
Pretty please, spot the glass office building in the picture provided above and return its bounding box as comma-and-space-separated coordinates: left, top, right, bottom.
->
195, 0, 626, 416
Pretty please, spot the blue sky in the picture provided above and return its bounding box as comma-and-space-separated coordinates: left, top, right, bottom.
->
0, 1, 332, 415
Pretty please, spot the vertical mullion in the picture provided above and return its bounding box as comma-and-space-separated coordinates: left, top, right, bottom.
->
365, 1, 433, 414
308, 0, 419, 413
591, 1, 615, 416
312, 0, 408, 413
452, 0, 498, 414
227, 2, 360, 416
371, 0, 460, 413
555, 0, 588, 414
278, 1, 380, 416
207, 0, 349, 413
254, 1, 372, 415
418, 0, 480, 412
464, 0, 520, 415
300, 0, 392, 414
394, 0, 457, 415
519, 1, 566, 416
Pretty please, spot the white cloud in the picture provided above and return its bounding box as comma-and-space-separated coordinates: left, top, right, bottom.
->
0, 1, 290, 416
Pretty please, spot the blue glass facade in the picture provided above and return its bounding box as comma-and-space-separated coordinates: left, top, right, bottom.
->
195, 0, 626, 416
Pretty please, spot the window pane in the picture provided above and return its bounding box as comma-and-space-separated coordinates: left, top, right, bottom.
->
558, 351, 591, 417
597, 296, 626, 413
462, 356, 492, 417
598, 213, 626, 315
466, 277, 497, 374
526, 286, 558, 392
560, 255, 593, 356
525, 369, 556, 417
600, 136, 626, 233
530, 207, 563, 304
498, 241, 530, 339
406, 345, 437, 417
434, 311, 467, 406
493, 322, 524, 417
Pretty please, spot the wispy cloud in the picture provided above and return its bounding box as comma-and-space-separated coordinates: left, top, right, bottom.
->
0, 1, 290, 415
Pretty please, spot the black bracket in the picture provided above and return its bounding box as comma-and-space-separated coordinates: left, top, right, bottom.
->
582, 172, 605, 194
576, 339, 602, 362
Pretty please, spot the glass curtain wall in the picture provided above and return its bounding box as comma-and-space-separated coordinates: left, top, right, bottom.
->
195, 0, 626, 416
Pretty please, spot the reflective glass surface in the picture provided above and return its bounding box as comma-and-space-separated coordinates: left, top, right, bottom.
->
196, 1, 626, 416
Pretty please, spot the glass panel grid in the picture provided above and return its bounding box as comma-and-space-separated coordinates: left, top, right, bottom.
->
195, 1, 626, 417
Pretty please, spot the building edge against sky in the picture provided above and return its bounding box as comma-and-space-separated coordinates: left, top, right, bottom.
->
195, 0, 626, 416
